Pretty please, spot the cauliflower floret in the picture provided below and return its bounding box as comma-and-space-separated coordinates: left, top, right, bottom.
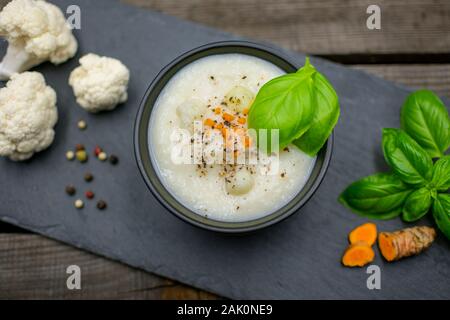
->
0, 0, 78, 80
0, 72, 57, 161
69, 53, 130, 113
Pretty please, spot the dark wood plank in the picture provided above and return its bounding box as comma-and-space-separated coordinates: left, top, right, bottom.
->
124, 0, 450, 56
0, 234, 217, 299
0, 0, 448, 57
353, 64, 450, 98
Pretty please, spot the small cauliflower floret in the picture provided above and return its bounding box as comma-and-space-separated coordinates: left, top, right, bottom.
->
0, 72, 58, 161
0, 0, 78, 80
176, 99, 206, 132
224, 86, 254, 113
225, 168, 254, 195
69, 53, 130, 113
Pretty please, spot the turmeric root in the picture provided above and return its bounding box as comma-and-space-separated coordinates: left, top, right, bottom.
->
349, 222, 377, 246
378, 226, 436, 262
342, 241, 375, 267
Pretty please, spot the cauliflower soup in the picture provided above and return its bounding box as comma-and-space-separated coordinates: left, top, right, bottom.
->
149, 54, 316, 222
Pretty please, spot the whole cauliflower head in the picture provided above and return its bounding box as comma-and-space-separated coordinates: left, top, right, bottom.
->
0, 72, 58, 161
69, 53, 130, 113
0, 0, 78, 80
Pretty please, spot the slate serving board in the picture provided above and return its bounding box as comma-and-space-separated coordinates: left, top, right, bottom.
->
1, 0, 449, 299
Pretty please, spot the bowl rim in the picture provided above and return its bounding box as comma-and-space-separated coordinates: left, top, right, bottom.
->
134, 40, 333, 233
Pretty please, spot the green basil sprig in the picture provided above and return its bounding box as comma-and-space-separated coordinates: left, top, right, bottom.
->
401, 90, 450, 158
339, 89, 450, 241
248, 58, 339, 155
382, 128, 433, 186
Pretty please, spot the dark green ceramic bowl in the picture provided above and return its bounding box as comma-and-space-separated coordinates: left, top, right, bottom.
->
134, 41, 333, 233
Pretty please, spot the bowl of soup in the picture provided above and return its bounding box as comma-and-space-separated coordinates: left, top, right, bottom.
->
134, 41, 333, 233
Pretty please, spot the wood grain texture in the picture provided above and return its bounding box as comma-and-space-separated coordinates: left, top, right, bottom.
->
0, 234, 217, 299
123, 0, 450, 55
353, 64, 450, 98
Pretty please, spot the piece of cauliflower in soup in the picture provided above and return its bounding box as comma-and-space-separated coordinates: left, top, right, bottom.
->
176, 99, 206, 132
0, 72, 58, 161
0, 0, 78, 80
69, 53, 130, 113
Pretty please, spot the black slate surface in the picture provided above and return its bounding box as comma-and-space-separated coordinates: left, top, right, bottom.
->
1, 0, 449, 299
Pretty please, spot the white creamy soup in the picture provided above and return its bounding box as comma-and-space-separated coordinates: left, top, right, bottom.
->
150, 54, 316, 222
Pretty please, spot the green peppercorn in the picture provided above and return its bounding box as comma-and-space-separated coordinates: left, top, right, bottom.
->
76, 150, 88, 163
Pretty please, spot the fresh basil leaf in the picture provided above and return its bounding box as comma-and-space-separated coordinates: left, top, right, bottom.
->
382, 128, 433, 186
402, 187, 432, 222
293, 68, 340, 156
401, 90, 450, 158
431, 155, 450, 191
432, 193, 450, 240
339, 173, 413, 219
248, 59, 315, 151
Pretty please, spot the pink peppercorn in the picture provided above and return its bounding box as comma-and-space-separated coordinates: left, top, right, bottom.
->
94, 146, 102, 157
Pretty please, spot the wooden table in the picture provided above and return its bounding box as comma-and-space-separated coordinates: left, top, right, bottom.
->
0, 0, 449, 299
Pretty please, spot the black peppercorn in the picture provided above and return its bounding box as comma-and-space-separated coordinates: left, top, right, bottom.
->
97, 200, 107, 210
65, 185, 76, 196
109, 154, 119, 165
84, 172, 93, 182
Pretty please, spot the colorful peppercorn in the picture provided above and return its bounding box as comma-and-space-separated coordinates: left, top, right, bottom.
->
96, 200, 107, 210
84, 172, 94, 182
74, 199, 84, 209
94, 146, 102, 157
109, 154, 119, 165
98, 151, 107, 161
66, 150, 75, 161
85, 190, 94, 199
75, 144, 85, 151
77, 120, 87, 130
76, 150, 88, 162
65, 185, 76, 196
